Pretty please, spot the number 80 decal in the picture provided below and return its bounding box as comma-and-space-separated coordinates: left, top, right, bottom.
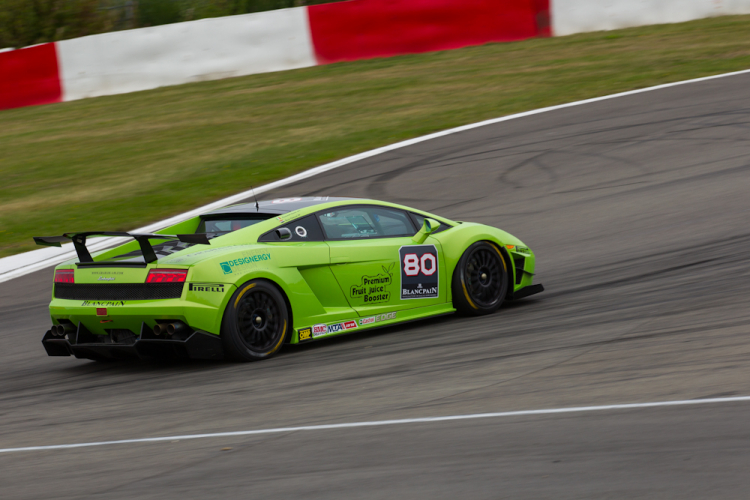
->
403, 253, 437, 276
399, 245, 439, 299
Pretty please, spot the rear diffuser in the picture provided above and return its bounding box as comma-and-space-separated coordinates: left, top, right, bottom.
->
42, 322, 223, 361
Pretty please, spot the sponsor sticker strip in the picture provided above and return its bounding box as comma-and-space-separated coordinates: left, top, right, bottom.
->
299, 313, 397, 341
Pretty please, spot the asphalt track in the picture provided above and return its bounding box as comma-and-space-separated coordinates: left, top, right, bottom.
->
2, 72, 750, 498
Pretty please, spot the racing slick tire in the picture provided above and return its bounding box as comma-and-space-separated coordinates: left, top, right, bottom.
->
221, 280, 290, 362
452, 241, 509, 316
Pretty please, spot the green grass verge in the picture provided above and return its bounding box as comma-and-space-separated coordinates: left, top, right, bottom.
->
2, 15, 750, 258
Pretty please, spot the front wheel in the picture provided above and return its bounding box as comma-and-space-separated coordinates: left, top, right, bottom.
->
221, 280, 290, 361
452, 241, 509, 316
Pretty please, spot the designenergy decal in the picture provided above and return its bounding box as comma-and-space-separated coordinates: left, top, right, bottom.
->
220, 252, 271, 274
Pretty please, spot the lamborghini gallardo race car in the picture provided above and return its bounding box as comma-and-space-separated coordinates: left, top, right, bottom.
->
36, 197, 543, 362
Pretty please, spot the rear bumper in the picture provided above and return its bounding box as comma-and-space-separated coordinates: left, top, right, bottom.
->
42, 322, 223, 361
49, 296, 225, 337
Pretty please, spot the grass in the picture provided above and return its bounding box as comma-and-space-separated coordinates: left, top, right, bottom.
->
2, 15, 750, 258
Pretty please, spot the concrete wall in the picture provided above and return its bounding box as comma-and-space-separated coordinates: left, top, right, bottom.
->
552, 0, 750, 36
58, 8, 317, 101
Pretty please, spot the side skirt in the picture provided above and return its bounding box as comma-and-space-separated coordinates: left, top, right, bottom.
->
295, 303, 456, 344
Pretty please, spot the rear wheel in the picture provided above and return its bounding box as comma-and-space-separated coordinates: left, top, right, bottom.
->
221, 280, 290, 361
452, 241, 509, 316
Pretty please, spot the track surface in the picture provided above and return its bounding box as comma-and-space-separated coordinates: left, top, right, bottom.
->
3, 73, 750, 498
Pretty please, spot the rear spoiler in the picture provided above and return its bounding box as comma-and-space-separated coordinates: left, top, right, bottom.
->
33, 232, 210, 264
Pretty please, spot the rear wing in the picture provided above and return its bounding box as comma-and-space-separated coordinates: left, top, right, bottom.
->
33, 232, 210, 264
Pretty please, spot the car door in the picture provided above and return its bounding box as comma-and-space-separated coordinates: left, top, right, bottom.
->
259, 214, 356, 325
317, 205, 447, 318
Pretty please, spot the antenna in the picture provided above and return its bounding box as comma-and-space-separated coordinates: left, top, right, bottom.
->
251, 186, 259, 212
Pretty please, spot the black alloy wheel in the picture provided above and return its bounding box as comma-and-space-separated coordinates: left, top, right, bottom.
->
452, 241, 509, 316
222, 280, 290, 361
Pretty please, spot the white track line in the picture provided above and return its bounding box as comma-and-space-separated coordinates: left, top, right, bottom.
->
2, 67, 750, 284
2, 395, 749, 454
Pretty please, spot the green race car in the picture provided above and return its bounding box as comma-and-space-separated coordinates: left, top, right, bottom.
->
36, 197, 543, 362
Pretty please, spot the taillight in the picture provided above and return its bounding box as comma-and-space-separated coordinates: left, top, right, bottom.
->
146, 269, 188, 283
54, 269, 74, 283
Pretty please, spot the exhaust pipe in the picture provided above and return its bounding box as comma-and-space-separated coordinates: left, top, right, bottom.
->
153, 321, 187, 336
166, 321, 186, 336
52, 323, 75, 336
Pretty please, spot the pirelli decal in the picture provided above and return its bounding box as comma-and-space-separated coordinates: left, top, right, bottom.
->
188, 283, 225, 293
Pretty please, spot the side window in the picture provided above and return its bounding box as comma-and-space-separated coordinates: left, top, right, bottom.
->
258, 215, 325, 242
409, 212, 451, 235
317, 206, 416, 240
197, 215, 274, 237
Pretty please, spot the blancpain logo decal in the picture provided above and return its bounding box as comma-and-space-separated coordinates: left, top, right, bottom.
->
82, 301, 125, 306
97, 277, 116, 281
402, 286, 439, 297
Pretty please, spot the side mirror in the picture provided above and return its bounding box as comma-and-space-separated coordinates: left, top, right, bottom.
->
412, 218, 440, 244
276, 227, 292, 240
423, 218, 439, 233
